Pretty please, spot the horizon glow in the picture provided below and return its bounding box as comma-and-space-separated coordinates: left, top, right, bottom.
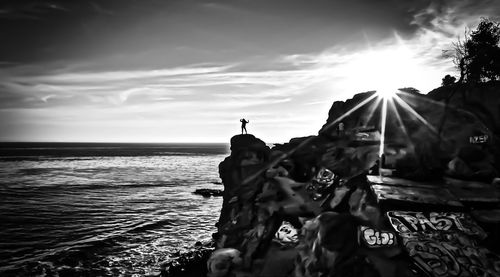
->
0, 1, 497, 143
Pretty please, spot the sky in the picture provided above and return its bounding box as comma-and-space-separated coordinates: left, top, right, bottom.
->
0, 0, 499, 143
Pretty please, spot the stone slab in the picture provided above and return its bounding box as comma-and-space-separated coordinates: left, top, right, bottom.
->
370, 184, 463, 208
367, 175, 439, 188
471, 209, 500, 223
444, 177, 500, 204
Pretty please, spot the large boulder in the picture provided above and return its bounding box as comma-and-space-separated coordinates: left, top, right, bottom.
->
318, 84, 500, 181
427, 81, 500, 177
216, 134, 270, 248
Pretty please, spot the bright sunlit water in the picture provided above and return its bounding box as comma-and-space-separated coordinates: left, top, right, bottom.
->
0, 143, 228, 276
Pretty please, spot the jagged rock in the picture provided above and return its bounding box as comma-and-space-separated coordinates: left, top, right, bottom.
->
427, 81, 500, 137
215, 134, 270, 248
207, 82, 500, 277
272, 136, 331, 181
206, 248, 242, 277
193, 189, 224, 197
319, 91, 377, 138
294, 212, 381, 277
318, 84, 500, 181
229, 134, 269, 159
160, 241, 214, 277
447, 145, 498, 182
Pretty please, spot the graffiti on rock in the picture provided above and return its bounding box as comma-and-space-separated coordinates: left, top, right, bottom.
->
401, 232, 500, 277
274, 221, 299, 245
314, 167, 335, 186
469, 134, 489, 144
358, 226, 397, 248
387, 211, 486, 238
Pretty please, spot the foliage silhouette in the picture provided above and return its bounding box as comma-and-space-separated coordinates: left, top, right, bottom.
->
398, 87, 420, 94
445, 18, 500, 83
441, 74, 456, 86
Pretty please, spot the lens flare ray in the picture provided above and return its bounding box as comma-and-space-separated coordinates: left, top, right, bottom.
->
379, 97, 388, 158
322, 93, 378, 132
396, 90, 491, 133
243, 93, 379, 185
243, 88, 447, 185
388, 97, 413, 150
364, 97, 382, 126
392, 93, 439, 135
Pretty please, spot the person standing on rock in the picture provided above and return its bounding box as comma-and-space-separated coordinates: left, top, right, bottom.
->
240, 118, 249, 134
338, 122, 344, 136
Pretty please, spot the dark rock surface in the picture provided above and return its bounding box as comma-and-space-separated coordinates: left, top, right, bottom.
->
160, 242, 214, 277
427, 81, 500, 177
193, 189, 223, 197
191, 82, 500, 277
319, 83, 499, 182
216, 134, 270, 248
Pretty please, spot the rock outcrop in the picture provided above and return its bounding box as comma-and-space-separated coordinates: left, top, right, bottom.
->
320, 83, 499, 182
215, 134, 270, 249
205, 82, 500, 277
193, 189, 224, 197
210, 132, 403, 276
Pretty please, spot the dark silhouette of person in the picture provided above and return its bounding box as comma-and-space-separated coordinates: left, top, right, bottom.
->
337, 122, 344, 136
240, 118, 249, 134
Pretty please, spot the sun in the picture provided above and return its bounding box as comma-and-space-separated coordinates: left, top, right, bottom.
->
339, 41, 424, 95
376, 89, 398, 99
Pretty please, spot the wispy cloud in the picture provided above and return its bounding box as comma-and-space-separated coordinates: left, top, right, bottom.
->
0, 58, 334, 141
0, 1, 69, 20
1, 0, 498, 142
0, 61, 329, 109
277, 2, 497, 97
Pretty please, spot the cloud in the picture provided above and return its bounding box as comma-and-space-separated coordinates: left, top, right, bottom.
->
411, 0, 500, 34
1, 0, 499, 142
0, 59, 330, 110
0, 1, 69, 20
0, 55, 337, 141
278, 0, 500, 96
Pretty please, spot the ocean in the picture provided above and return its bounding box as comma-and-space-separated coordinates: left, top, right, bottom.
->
0, 142, 229, 276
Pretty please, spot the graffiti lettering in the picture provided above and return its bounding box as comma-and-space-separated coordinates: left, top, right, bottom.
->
389, 211, 498, 277
314, 167, 335, 186
387, 211, 486, 238
401, 233, 500, 277
358, 226, 396, 248
469, 135, 488, 144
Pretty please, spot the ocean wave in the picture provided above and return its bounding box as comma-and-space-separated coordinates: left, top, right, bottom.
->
0, 182, 183, 192
1, 217, 176, 270
127, 218, 175, 233
0, 149, 224, 276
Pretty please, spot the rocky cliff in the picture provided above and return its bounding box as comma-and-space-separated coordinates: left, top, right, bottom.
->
319, 82, 499, 181
204, 82, 500, 277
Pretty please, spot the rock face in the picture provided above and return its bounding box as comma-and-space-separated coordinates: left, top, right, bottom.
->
212, 132, 401, 276
193, 189, 224, 197
320, 83, 499, 181
426, 81, 500, 177
206, 83, 500, 277
216, 134, 270, 248
427, 81, 500, 136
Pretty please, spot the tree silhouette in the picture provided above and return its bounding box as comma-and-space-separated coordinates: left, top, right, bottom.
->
398, 87, 420, 94
445, 18, 500, 83
466, 18, 500, 82
441, 74, 456, 86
